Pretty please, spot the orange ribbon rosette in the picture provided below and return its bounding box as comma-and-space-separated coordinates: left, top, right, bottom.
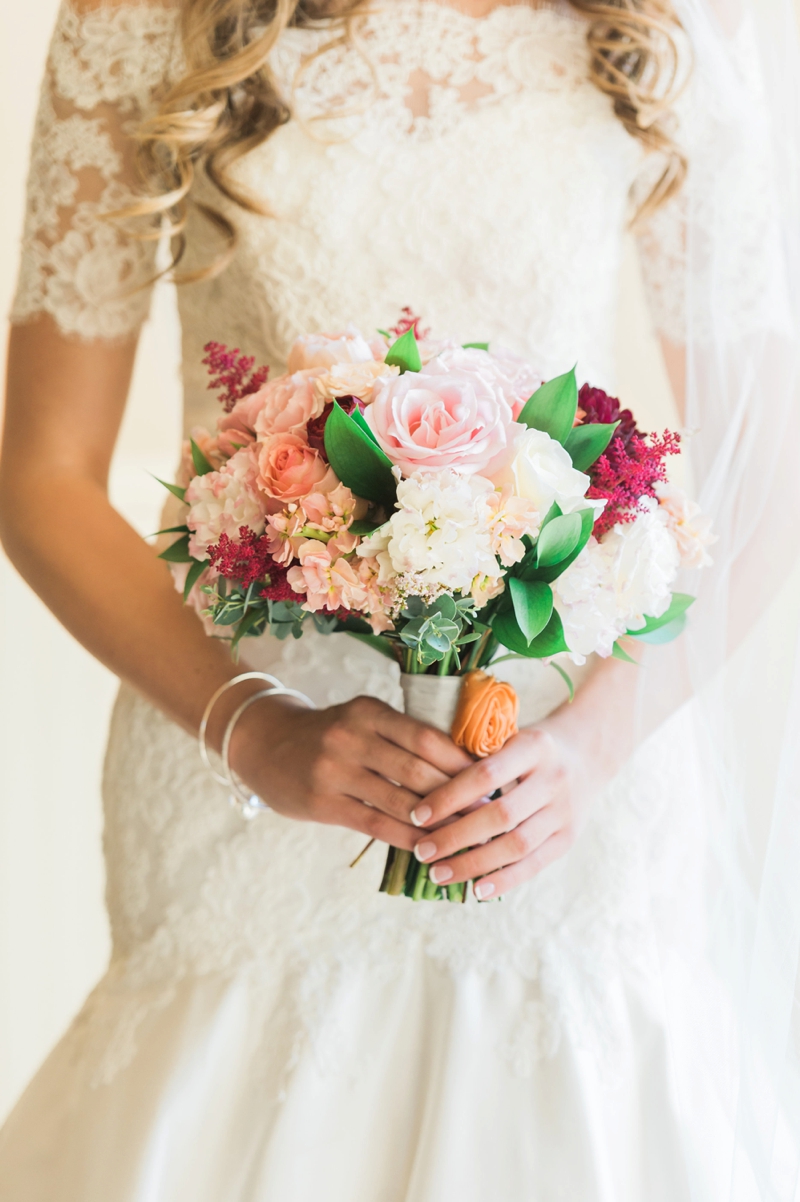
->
451, 670, 519, 758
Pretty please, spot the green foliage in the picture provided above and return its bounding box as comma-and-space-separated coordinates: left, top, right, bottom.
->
323, 401, 397, 508
182, 558, 206, 602
535, 512, 583, 568
350, 406, 380, 445
493, 607, 569, 658
400, 595, 477, 669
190, 438, 215, 476
349, 518, 382, 536
158, 534, 192, 563
518, 508, 595, 584
611, 641, 639, 664
516, 367, 578, 445
550, 661, 575, 701
462, 341, 489, 351
564, 421, 619, 472
508, 578, 553, 644
627, 593, 695, 639
385, 327, 422, 373
632, 613, 688, 645
153, 476, 186, 503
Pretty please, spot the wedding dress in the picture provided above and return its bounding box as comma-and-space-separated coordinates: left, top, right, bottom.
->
2, 2, 798, 1200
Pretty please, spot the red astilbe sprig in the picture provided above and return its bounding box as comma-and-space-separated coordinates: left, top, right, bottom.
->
202, 342, 269, 413
207, 527, 276, 590
589, 430, 681, 538
389, 307, 430, 341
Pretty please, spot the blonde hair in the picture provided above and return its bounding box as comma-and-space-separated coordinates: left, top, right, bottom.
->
131, 0, 687, 281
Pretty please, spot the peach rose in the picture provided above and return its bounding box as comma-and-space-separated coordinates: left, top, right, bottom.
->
286, 325, 374, 372
313, 360, 399, 404
216, 393, 264, 456
253, 370, 326, 439
256, 433, 337, 513
451, 670, 519, 758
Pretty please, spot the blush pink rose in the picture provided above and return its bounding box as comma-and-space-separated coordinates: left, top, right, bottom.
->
286, 325, 375, 373
216, 392, 264, 456
424, 345, 542, 420
252, 370, 326, 439
256, 433, 337, 513
366, 368, 514, 476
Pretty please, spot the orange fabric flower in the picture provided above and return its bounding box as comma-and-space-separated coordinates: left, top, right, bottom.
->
451, 670, 519, 758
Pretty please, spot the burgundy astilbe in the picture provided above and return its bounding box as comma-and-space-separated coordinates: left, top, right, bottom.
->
589, 431, 681, 538
578, 384, 637, 447
202, 342, 269, 413
259, 562, 298, 603
389, 307, 430, 341
207, 527, 275, 589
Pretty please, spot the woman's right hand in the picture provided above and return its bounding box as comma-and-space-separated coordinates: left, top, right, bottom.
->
229, 693, 472, 849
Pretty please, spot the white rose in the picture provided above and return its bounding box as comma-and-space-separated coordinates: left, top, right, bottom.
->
490, 426, 599, 516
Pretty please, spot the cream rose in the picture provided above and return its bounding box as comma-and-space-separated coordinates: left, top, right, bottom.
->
286, 325, 375, 372
490, 426, 598, 516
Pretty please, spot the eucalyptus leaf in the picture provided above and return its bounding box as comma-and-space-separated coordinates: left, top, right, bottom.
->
190, 438, 215, 477
232, 606, 267, 648
158, 534, 192, 563
536, 512, 583, 568
509, 578, 553, 644
564, 421, 619, 472
516, 367, 578, 445
324, 401, 397, 508
385, 328, 422, 373
182, 557, 206, 602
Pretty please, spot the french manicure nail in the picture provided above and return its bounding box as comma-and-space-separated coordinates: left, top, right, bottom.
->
410, 805, 432, 827
414, 840, 437, 862
474, 881, 495, 900
429, 865, 453, 885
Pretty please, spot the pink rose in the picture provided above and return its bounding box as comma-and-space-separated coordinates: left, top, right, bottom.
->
252, 370, 326, 439
424, 346, 542, 420
256, 433, 337, 513
366, 368, 515, 476
216, 393, 264, 456
286, 325, 375, 373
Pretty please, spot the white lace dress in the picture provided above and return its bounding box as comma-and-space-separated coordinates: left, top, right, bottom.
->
0, 3, 712, 1199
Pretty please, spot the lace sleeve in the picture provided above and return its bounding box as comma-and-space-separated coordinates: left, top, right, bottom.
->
635, 15, 788, 347
10, 0, 181, 341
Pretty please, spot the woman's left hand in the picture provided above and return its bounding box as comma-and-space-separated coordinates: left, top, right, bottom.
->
407, 724, 591, 900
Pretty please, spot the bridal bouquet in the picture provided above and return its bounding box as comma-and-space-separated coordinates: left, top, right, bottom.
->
159, 313, 713, 900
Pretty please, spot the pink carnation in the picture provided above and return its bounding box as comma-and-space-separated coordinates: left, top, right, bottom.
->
256, 433, 337, 513
366, 368, 514, 476
185, 448, 266, 560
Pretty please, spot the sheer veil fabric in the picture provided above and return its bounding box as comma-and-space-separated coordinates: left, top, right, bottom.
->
642, 1, 800, 1195
1, 0, 800, 1197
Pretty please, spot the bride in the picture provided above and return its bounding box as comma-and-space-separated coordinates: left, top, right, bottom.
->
1, 0, 799, 1198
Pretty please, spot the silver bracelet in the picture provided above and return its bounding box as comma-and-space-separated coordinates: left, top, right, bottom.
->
198, 672, 284, 786
221, 684, 316, 820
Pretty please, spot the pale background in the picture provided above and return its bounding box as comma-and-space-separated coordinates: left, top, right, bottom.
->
0, 0, 793, 1124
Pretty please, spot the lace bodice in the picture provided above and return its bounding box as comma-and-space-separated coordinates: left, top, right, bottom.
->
12, 0, 696, 434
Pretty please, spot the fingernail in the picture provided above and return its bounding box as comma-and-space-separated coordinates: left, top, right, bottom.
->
474, 881, 495, 900
410, 805, 432, 827
429, 864, 453, 885
414, 840, 437, 862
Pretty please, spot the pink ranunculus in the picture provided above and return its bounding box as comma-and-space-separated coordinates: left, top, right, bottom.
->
424, 345, 542, 420
256, 432, 337, 513
286, 325, 375, 373
216, 392, 264, 456
252, 370, 326, 439
365, 368, 515, 476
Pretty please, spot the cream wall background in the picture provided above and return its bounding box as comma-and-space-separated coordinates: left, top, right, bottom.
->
0, 0, 792, 1125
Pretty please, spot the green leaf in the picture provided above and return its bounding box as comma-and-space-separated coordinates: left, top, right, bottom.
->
345, 631, 397, 660
462, 341, 489, 351
550, 661, 575, 702
516, 367, 578, 445
190, 438, 215, 476
493, 607, 568, 658
323, 401, 397, 508
521, 508, 595, 584
158, 534, 192, 563
350, 406, 380, 445
564, 422, 619, 472
385, 327, 422, 374
612, 641, 639, 664
509, 579, 553, 644
627, 593, 695, 638
376, 328, 391, 338
182, 557, 206, 602
535, 512, 583, 568
153, 476, 186, 503
232, 605, 267, 648
349, 518, 382, 536
150, 524, 190, 538
632, 613, 688, 645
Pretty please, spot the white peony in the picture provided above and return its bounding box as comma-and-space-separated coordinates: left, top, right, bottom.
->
185, 448, 266, 561
490, 425, 601, 517
553, 501, 680, 662
654, 482, 715, 569
357, 470, 503, 596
